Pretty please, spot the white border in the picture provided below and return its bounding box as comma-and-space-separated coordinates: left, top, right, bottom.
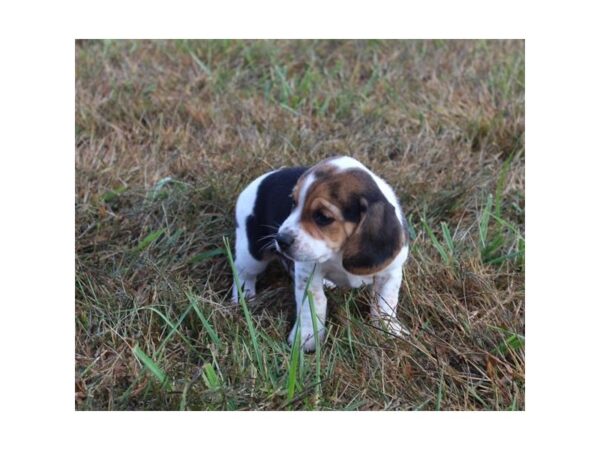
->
2, 0, 599, 448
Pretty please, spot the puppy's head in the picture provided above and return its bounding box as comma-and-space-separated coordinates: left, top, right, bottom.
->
277, 158, 405, 274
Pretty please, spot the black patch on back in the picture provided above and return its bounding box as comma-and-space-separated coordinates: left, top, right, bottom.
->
246, 167, 308, 261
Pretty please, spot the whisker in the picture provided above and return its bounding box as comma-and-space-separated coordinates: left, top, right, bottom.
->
261, 224, 281, 231
259, 240, 276, 253
257, 233, 278, 242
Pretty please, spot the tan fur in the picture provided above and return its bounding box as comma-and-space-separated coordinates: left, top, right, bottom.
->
300, 196, 356, 251
297, 165, 403, 275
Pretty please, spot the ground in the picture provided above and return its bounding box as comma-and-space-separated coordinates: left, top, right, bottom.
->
75, 39, 524, 410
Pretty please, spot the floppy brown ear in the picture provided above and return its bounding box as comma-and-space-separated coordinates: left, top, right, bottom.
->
342, 198, 403, 275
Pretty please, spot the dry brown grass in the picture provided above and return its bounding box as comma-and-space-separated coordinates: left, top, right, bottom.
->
75, 39, 524, 410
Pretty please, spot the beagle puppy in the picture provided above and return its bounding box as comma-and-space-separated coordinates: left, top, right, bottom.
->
232, 156, 409, 351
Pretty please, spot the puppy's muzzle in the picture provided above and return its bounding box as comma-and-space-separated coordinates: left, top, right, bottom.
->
275, 232, 295, 252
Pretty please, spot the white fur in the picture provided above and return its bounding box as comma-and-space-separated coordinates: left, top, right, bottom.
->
233, 157, 410, 350
279, 214, 333, 263
279, 172, 334, 262
231, 171, 273, 303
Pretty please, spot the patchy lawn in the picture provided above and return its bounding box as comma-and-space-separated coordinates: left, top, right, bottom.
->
75, 39, 524, 410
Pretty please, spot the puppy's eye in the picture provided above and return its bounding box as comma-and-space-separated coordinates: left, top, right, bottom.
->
313, 210, 334, 227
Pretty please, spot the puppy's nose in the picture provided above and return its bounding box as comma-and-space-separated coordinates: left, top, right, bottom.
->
275, 232, 294, 251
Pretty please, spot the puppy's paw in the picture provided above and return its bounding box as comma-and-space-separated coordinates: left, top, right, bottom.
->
322, 278, 336, 290
288, 324, 326, 352
375, 316, 411, 338
231, 287, 256, 304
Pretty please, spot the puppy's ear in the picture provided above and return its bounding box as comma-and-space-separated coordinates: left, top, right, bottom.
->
342, 197, 403, 275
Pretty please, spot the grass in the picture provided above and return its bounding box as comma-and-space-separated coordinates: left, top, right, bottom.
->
75, 39, 524, 410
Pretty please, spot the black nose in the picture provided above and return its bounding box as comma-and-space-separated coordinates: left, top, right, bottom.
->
275, 232, 294, 251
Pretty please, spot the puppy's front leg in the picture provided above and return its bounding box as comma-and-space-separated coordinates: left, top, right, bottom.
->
372, 270, 410, 337
288, 262, 327, 352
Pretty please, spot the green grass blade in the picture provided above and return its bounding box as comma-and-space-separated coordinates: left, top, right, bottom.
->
488, 325, 525, 340
485, 250, 525, 266
307, 290, 322, 401
481, 233, 505, 263
223, 236, 265, 378
158, 303, 194, 353
274, 65, 291, 104
421, 217, 450, 265
141, 306, 195, 351
479, 194, 494, 249
494, 151, 516, 218
440, 221, 455, 260
509, 393, 519, 411
187, 247, 225, 265
489, 325, 525, 356
133, 345, 171, 390
489, 212, 523, 238
202, 363, 221, 390
318, 96, 331, 116
136, 229, 164, 252
487, 211, 525, 267
187, 292, 221, 347
100, 185, 127, 203
286, 265, 317, 404
345, 292, 356, 363
189, 51, 212, 76
287, 321, 302, 403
